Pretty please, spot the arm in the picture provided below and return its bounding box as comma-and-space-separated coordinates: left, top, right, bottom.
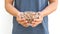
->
31, 0, 58, 27
5, 0, 29, 27
40, 0, 58, 17
5, 0, 20, 17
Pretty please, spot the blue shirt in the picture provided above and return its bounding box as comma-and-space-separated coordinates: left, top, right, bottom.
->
12, 0, 49, 34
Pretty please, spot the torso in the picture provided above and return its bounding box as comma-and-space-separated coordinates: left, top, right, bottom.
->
12, 0, 49, 34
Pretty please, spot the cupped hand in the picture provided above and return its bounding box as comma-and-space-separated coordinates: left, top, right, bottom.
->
31, 12, 44, 27
16, 12, 30, 27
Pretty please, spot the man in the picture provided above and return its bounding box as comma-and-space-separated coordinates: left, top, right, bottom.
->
5, 0, 58, 34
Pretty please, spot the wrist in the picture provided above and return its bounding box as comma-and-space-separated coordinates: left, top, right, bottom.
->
16, 12, 20, 17
38, 12, 45, 17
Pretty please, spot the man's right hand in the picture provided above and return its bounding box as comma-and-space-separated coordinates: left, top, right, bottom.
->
16, 12, 30, 27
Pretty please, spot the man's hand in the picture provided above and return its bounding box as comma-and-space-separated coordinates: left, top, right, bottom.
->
16, 12, 30, 27
31, 12, 44, 27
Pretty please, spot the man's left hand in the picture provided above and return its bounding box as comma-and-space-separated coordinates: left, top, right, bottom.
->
31, 12, 44, 27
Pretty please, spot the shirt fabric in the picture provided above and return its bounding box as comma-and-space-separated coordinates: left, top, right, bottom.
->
12, 0, 49, 34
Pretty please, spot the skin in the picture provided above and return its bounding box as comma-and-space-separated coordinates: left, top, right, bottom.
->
31, 0, 58, 27
5, 0, 58, 27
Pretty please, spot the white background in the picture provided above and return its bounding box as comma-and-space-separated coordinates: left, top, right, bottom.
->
0, 0, 60, 34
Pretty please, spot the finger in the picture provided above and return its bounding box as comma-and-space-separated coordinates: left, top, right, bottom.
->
17, 15, 22, 19
32, 21, 40, 24
18, 22, 29, 27
19, 18, 25, 20
16, 16, 25, 21
32, 21, 39, 26
33, 19, 41, 22
22, 22, 29, 27
18, 21, 28, 25
32, 12, 36, 15
18, 18, 26, 22
31, 22, 41, 27
32, 21, 42, 25
19, 20, 28, 23
39, 15, 43, 19
31, 22, 37, 27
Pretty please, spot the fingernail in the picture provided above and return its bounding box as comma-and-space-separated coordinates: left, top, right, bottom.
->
33, 19, 35, 21
22, 18, 25, 20
26, 21, 28, 22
